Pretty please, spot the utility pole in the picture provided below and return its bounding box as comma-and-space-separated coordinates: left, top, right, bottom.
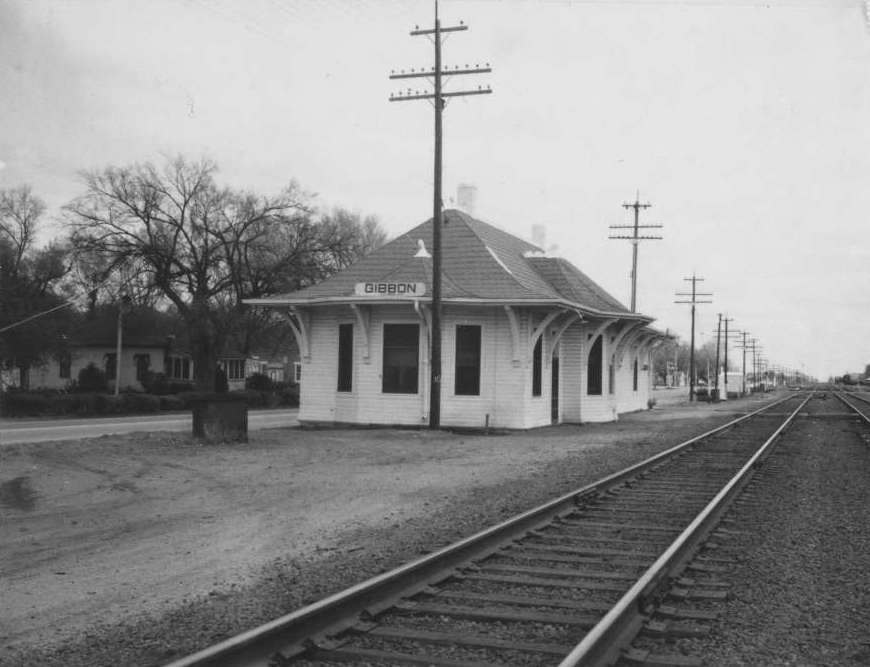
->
675, 274, 713, 402
714, 313, 722, 401
389, 1, 491, 429
609, 192, 663, 312
722, 317, 734, 398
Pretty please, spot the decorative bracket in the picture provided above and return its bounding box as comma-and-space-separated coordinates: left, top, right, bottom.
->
585, 318, 617, 350
281, 307, 311, 362
613, 322, 648, 368
549, 311, 582, 361
349, 304, 371, 364
529, 309, 566, 364
414, 300, 432, 349
503, 306, 522, 367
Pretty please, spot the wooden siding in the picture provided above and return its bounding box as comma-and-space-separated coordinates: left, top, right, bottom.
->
297, 304, 655, 428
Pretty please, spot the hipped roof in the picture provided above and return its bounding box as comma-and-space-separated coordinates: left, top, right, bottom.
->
248, 209, 652, 321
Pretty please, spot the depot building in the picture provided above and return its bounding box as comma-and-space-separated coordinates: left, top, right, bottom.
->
247, 209, 668, 429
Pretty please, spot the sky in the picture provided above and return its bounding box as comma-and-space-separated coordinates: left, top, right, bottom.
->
2, 0, 869, 379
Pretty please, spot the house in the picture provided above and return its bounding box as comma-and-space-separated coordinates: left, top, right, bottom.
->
247, 209, 669, 429
23, 309, 299, 392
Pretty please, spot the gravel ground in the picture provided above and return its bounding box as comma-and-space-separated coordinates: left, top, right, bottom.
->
629, 403, 870, 666
0, 393, 766, 667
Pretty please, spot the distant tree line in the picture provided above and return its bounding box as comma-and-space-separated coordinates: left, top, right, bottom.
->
1, 155, 387, 391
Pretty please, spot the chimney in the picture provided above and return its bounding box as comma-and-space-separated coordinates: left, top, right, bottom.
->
456, 183, 477, 215
531, 224, 546, 249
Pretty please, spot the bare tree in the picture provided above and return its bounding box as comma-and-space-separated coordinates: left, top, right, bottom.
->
0, 186, 73, 386
66, 156, 385, 390
0, 185, 45, 275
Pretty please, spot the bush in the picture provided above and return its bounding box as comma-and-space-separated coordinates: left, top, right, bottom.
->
121, 392, 161, 413
77, 363, 108, 393
141, 371, 170, 395
2, 391, 51, 417
277, 384, 300, 407
159, 395, 185, 411
245, 372, 274, 391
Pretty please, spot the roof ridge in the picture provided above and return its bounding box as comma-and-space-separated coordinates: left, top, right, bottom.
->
443, 209, 561, 299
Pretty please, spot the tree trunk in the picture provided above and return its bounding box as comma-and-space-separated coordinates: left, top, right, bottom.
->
187, 302, 221, 392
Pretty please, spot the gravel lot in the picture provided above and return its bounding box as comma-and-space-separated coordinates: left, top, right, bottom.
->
1, 392, 767, 667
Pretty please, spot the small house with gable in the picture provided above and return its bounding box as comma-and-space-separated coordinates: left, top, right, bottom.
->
247, 209, 668, 429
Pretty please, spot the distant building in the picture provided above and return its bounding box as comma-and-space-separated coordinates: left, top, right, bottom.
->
248, 209, 668, 428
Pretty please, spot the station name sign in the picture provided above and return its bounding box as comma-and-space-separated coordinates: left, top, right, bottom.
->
354, 282, 426, 297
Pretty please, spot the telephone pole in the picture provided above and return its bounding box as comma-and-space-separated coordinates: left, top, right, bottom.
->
389, 1, 491, 429
714, 313, 722, 400
675, 274, 712, 402
721, 317, 735, 398
609, 192, 663, 312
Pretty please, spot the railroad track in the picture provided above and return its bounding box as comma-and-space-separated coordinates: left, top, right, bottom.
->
166, 393, 809, 667
619, 390, 870, 665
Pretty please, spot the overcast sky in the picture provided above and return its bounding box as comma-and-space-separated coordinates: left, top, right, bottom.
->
2, 0, 869, 379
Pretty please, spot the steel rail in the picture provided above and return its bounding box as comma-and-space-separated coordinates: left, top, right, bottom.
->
164, 393, 798, 667
558, 392, 812, 667
834, 392, 870, 426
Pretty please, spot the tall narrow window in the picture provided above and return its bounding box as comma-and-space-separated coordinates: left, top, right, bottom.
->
587, 335, 602, 395
337, 323, 353, 392
532, 337, 543, 397
58, 352, 71, 379
633, 358, 639, 391
134, 353, 151, 381
104, 353, 117, 380
455, 325, 481, 395
608, 358, 615, 395
382, 324, 419, 394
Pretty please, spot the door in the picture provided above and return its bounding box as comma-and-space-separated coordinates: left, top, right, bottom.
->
551, 356, 560, 424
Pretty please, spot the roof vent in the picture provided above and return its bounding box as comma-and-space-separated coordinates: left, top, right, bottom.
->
414, 239, 431, 258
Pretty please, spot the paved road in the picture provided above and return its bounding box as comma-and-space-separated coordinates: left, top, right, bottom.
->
0, 408, 299, 445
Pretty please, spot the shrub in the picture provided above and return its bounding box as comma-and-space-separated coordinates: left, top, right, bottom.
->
231, 389, 268, 408
141, 371, 171, 395
3, 391, 51, 416
77, 363, 108, 393
121, 393, 161, 413
277, 384, 300, 407
159, 395, 185, 411
168, 380, 195, 394
245, 373, 274, 391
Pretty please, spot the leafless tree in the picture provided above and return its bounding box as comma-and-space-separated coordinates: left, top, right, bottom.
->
0, 185, 45, 275
66, 155, 385, 390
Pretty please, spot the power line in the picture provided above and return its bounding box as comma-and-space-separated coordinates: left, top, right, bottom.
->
389, 0, 491, 430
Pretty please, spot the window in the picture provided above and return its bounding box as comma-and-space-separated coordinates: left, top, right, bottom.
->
337, 323, 353, 392
382, 323, 419, 394
58, 352, 71, 379
587, 336, 602, 395
104, 353, 117, 380
454, 325, 481, 396
633, 358, 639, 391
531, 336, 543, 397
293, 362, 302, 384
608, 358, 615, 395
167, 356, 191, 380
134, 354, 151, 381
226, 359, 245, 380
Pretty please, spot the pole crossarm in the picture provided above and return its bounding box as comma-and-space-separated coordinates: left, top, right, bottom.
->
607, 192, 663, 312
389, 66, 491, 79
390, 88, 492, 102
411, 24, 467, 35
